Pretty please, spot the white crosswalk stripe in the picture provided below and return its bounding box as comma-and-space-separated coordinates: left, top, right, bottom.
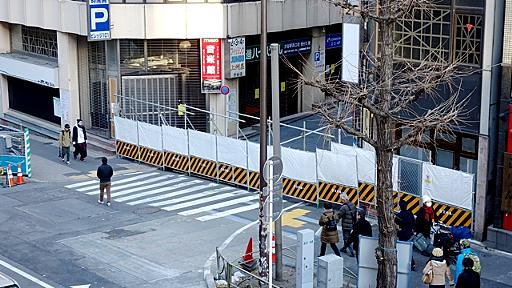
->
110, 177, 185, 197
85, 175, 169, 195
150, 187, 243, 207
171, 194, 258, 214
77, 172, 160, 192
121, 180, 204, 204
66, 171, 263, 221
196, 203, 261, 222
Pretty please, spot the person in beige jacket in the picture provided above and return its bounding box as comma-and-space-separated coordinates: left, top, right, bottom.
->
59, 124, 72, 164
422, 247, 455, 287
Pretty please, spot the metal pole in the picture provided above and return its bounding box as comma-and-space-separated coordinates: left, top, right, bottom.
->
268, 163, 273, 288
259, 0, 269, 279
270, 43, 283, 281
303, 121, 306, 151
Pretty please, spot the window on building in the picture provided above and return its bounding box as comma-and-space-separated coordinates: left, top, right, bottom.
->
21, 26, 58, 59
455, 13, 482, 66
393, 6, 451, 63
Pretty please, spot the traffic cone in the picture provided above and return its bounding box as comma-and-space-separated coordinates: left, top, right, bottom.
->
16, 164, 24, 185
242, 237, 254, 263
7, 164, 15, 187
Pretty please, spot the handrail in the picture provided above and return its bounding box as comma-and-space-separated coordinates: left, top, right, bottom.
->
184, 104, 246, 123
115, 94, 196, 116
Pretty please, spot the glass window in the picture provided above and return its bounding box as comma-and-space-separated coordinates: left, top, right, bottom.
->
120, 39, 145, 74
21, 26, 58, 59
400, 145, 431, 162
455, 14, 482, 66
436, 149, 454, 169
462, 137, 476, 153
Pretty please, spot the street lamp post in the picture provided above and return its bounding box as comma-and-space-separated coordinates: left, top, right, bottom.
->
258, 0, 269, 280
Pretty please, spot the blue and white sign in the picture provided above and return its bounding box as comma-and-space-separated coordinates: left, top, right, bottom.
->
87, 0, 111, 41
326, 33, 342, 49
314, 51, 321, 62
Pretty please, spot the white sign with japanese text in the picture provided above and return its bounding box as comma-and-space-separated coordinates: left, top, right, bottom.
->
228, 37, 245, 78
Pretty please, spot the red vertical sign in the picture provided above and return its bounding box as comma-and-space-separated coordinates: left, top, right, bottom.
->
201, 38, 222, 93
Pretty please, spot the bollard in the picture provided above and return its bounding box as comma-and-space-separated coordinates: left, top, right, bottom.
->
318, 254, 343, 288
296, 229, 314, 288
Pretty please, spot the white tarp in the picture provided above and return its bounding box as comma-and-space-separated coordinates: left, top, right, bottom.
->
217, 136, 247, 168
316, 149, 358, 187
342, 23, 360, 83
138, 122, 162, 151
281, 147, 316, 183
393, 156, 399, 191
114, 117, 138, 145
162, 126, 188, 155
422, 163, 474, 210
247, 142, 273, 172
188, 130, 216, 161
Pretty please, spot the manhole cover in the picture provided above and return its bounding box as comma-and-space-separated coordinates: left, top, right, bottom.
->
133, 206, 161, 215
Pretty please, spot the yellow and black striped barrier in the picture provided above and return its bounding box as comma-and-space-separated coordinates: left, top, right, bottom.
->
190, 156, 217, 179
433, 202, 472, 228
318, 182, 358, 204
218, 163, 234, 183
233, 166, 248, 186
358, 182, 375, 204
396, 193, 422, 214
282, 178, 317, 203
248, 171, 260, 190
138, 146, 163, 167
116, 141, 139, 160
163, 151, 189, 172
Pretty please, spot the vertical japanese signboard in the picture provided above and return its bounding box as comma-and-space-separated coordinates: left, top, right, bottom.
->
227, 37, 246, 78
87, 0, 111, 41
201, 38, 222, 93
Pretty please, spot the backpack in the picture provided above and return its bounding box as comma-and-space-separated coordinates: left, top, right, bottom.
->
324, 213, 338, 232
464, 252, 481, 274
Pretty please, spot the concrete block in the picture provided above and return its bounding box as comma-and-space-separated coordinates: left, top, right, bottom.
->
317, 254, 343, 288
497, 231, 507, 245
487, 228, 497, 243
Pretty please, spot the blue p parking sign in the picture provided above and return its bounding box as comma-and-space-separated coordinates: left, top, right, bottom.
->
88, 0, 111, 41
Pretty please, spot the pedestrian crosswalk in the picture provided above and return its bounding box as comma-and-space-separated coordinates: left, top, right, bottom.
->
64, 170, 269, 222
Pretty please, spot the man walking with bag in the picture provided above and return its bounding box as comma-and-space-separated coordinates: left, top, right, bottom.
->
338, 193, 357, 257
97, 157, 113, 206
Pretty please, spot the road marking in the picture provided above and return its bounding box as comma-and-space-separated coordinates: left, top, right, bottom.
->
196, 203, 260, 221
84, 175, 168, 194
149, 187, 241, 207
65, 180, 98, 189
77, 172, 160, 192
109, 177, 185, 197
280, 208, 309, 228
124, 180, 204, 205
175, 195, 258, 215
0, 258, 55, 288
114, 178, 188, 202
147, 183, 220, 208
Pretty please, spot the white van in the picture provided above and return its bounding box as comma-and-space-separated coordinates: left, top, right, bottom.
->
0, 271, 19, 288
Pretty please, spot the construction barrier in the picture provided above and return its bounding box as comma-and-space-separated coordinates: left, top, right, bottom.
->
114, 116, 476, 229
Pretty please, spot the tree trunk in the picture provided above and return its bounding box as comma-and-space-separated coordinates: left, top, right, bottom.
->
375, 0, 398, 287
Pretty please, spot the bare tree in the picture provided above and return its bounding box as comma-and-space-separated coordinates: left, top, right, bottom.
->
294, 0, 471, 287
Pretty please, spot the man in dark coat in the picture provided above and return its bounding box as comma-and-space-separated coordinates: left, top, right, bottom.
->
395, 199, 416, 270
97, 157, 114, 206
456, 258, 480, 288
72, 119, 88, 161
338, 193, 357, 257
342, 208, 372, 261
318, 202, 341, 257
416, 195, 436, 240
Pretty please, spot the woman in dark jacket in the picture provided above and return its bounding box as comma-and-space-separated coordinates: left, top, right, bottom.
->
396, 199, 416, 270
416, 195, 436, 239
342, 208, 372, 261
456, 258, 480, 288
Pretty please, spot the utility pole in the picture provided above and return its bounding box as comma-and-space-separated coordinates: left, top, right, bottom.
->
270, 43, 283, 281
258, 0, 269, 279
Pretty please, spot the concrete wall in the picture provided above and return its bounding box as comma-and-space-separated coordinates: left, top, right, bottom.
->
0, 0, 342, 39
57, 32, 80, 129
302, 27, 326, 112
0, 22, 10, 115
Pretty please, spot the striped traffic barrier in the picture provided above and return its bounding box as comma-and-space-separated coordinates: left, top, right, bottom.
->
116, 141, 139, 160
433, 202, 472, 228
138, 146, 163, 167
163, 151, 189, 172
282, 178, 317, 203
23, 128, 32, 178
218, 163, 234, 183
318, 181, 358, 204
358, 182, 376, 204
233, 166, 248, 186
190, 156, 217, 179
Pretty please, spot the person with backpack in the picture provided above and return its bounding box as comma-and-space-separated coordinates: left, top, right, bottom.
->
338, 193, 357, 257
422, 248, 455, 287
395, 199, 416, 270
58, 124, 72, 165
318, 202, 341, 257
343, 208, 372, 261
454, 239, 480, 284
456, 258, 480, 288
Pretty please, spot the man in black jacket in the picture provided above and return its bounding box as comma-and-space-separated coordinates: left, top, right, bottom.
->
338, 193, 357, 257
72, 119, 88, 161
395, 199, 416, 270
97, 157, 114, 206
456, 258, 480, 288
342, 208, 372, 261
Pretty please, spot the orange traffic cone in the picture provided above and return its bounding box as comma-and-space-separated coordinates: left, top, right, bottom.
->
242, 237, 254, 263
16, 164, 24, 185
7, 164, 15, 187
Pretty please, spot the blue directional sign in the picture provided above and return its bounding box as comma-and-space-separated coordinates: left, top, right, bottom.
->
87, 0, 111, 41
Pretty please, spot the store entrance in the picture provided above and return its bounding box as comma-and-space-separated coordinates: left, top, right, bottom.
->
7, 76, 60, 124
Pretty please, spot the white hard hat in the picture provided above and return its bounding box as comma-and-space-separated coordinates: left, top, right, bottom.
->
422, 195, 432, 204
